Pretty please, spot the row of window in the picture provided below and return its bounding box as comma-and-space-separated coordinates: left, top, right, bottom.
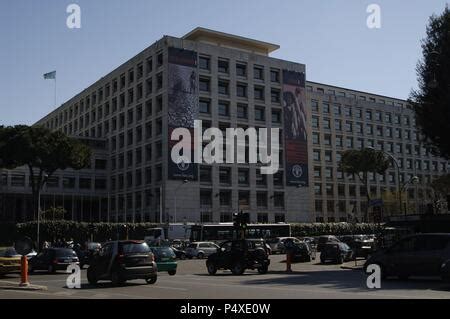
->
199, 76, 281, 102
199, 99, 282, 123
199, 56, 281, 83
0, 174, 107, 190
199, 189, 285, 209
309, 88, 405, 108
311, 100, 413, 125
312, 118, 419, 140
314, 183, 431, 199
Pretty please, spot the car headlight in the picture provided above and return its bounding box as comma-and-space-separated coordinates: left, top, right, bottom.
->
441, 261, 448, 269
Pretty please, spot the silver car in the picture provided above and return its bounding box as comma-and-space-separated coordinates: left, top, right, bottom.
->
185, 242, 220, 259
267, 237, 302, 254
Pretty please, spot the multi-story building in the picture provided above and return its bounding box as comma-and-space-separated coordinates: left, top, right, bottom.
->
1, 27, 448, 223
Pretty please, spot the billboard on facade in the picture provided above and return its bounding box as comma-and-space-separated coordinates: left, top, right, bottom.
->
167, 47, 198, 180
283, 70, 309, 186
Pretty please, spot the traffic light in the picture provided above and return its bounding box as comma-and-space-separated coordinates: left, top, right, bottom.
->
232, 212, 250, 229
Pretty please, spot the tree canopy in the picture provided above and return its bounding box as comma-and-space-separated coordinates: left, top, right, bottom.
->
0, 125, 91, 216
410, 6, 450, 159
339, 148, 391, 221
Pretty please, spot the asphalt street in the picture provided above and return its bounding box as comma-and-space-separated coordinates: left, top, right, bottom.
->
1, 255, 450, 299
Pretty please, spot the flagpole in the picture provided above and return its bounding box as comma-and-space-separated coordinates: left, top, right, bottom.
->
54, 78, 57, 108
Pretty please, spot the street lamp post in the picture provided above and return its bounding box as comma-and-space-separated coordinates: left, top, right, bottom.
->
174, 180, 188, 223
366, 147, 401, 217
401, 175, 419, 218
37, 174, 48, 251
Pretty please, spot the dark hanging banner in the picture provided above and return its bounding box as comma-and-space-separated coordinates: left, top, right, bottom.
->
282, 70, 308, 186
167, 47, 198, 180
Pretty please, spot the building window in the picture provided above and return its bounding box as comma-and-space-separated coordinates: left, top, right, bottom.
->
238, 168, 249, 186
255, 106, 265, 121
271, 109, 282, 124
220, 191, 231, 207
273, 192, 284, 208
236, 63, 247, 77
254, 65, 264, 80
218, 59, 229, 73
254, 86, 264, 100
200, 166, 212, 184
199, 56, 210, 70
219, 167, 231, 185
270, 69, 280, 83
237, 83, 247, 98
237, 104, 248, 119
271, 89, 281, 103
257, 192, 268, 208
199, 77, 210, 92
218, 80, 229, 95
199, 99, 211, 114
218, 101, 230, 117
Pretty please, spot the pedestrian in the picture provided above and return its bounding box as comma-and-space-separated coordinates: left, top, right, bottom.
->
284, 238, 295, 273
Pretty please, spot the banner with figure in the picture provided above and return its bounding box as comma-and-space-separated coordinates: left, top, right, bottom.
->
167, 47, 198, 180
283, 70, 308, 186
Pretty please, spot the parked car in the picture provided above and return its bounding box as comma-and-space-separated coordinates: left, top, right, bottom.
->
320, 242, 353, 264
87, 240, 157, 285
292, 242, 315, 262
26, 250, 37, 260
149, 246, 177, 275
185, 242, 220, 259
206, 239, 270, 275
171, 246, 187, 260
76, 242, 101, 268
340, 235, 375, 259
0, 247, 21, 276
317, 235, 341, 252
364, 233, 450, 281
29, 248, 79, 273
267, 237, 302, 254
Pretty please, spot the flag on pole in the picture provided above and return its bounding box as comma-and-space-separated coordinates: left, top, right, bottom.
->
43, 71, 56, 79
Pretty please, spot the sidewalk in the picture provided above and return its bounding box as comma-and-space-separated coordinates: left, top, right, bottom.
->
0, 279, 47, 291
340, 260, 365, 271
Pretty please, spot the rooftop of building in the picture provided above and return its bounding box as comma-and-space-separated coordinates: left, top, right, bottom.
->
183, 27, 280, 56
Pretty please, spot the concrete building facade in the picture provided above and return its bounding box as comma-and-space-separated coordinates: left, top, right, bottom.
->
1, 27, 448, 223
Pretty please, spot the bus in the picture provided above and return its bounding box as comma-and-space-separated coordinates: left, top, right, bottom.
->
144, 223, 195, 242
189, 223, 291, 243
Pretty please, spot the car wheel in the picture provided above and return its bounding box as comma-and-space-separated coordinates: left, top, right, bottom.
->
146, 276, 157, 284
320, 257, 326, 264
111, 270, 125, 286
206, 261, 217, 275
197, 252, 204, 259
231, 262, 245, 275
337, 255, 344, 264
257, 265, 268, 274
180, 253, 186, 260
87, 267, 98, 285
168, 270, 176, 276
48, 264, 55, 274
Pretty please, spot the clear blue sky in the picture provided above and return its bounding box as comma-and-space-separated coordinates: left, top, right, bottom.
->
0, 0, 448, 125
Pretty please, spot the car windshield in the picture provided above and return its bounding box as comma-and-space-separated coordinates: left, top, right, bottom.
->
121, 242, 150, 254
152, 247, 175, 258
87, 243, 101, 250
55, 249, 77, 257
187, 243, 197, 248
0, 247, 19, 257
